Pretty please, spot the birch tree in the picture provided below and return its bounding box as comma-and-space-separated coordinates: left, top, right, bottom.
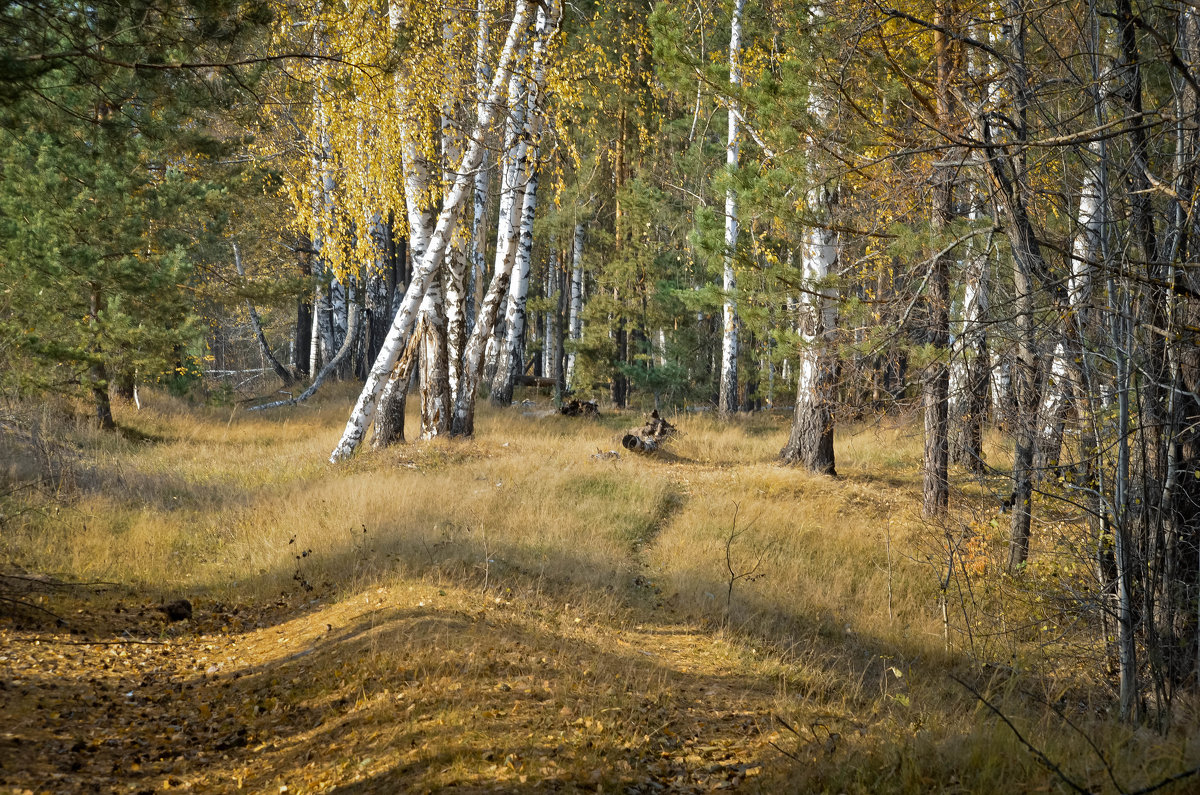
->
330, 0, 535, 462
718, 0, 744, 418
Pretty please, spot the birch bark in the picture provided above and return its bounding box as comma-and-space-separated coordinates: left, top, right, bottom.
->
718, 0, 744, 418
780, 6, 836, 474
566, 220, 584, 387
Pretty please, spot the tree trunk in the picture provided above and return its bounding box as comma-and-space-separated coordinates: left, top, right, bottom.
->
781, 221, 837, 475
718, 0, 744, 419
250, 303, 361, 412
566, 220, 584, 388
491, 152, 539, 406
466, 0, 491, 339
922, 15, 953, 517
450, 0, 559, 438
781, 9, 836, 475
373, 315, 424, 448
949, 216, 990, 472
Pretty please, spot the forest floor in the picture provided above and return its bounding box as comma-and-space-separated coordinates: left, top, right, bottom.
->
3, 388, 1199, 793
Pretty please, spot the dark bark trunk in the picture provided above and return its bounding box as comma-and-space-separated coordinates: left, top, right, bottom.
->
780, 382, 836, 475
88, 285, 115, 430
294, 296, 312, 378
373, 315, 425, 449
923, 16, 952, 517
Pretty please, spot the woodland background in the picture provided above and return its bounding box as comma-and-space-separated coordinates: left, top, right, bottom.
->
4, 0, 1200, 789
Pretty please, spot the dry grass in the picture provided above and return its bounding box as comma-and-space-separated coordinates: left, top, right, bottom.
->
2, 389, 1198, 793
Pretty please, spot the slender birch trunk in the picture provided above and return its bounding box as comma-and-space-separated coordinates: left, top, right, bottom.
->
330, 0, 533, 462
467, 0, 492, 338
234, 242, 295, 386
490, 149, 540, 405
947, 213, 990, 472
1036, 147, 1100, 474
718, 0, 744, 418
492, 5, 551, 406
566, 219, 584, 387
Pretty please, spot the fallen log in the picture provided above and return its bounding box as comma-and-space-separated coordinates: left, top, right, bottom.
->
622, 434, 661, 453
621, 410, 677, 455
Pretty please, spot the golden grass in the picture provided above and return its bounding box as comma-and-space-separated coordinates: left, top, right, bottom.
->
2, 389, 1198, 793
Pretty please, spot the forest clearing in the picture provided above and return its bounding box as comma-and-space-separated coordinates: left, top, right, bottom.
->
6, 0, 1200, 790
2, 392, 1199, 793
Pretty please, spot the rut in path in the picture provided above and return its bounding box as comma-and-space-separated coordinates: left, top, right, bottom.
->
629, 485, 687, 570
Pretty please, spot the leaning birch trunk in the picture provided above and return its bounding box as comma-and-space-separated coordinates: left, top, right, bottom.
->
718, 0, 744, 418
250, 303, 361, 412
330, 0, 533, 463
233, 242, 295, 386
566, 219, 585, 388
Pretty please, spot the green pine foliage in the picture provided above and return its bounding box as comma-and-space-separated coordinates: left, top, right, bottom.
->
0, 0, 273, 415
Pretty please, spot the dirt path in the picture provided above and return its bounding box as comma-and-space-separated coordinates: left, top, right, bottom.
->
1, 581, 783, 793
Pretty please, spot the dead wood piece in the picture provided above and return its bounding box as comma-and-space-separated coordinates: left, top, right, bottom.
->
158, 599, 193, 622
637, 410, 676, 441
622, 411, 677, 455
622, 434, 660, 454
560, 399, 600, 418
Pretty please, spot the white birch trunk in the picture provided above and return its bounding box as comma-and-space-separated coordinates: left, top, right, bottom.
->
467, 0, 492, 338
1035, 146, 1101, 469
718, 0, 744, 417
330, 0, 533, 462
781, 219, 838, 473
458, 0, 558, 428
947, 203, 991, 470
491, 148, 540, 405
544, 241, 558, 378
566, 219, 584, 387
781, 11, 837, 473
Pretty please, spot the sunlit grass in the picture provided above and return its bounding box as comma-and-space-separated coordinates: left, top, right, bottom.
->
2, 387, 1198, 792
